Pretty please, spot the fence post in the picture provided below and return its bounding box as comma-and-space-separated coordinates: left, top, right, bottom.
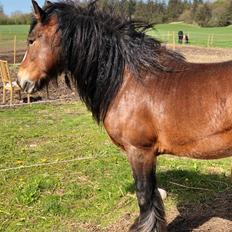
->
13, 35, 16, 65
207, 35, 210, 47
210, 34, 214, 47
172, 31, 175, 50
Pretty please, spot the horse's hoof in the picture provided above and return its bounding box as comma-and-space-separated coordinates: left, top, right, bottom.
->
158, 188, 167, 200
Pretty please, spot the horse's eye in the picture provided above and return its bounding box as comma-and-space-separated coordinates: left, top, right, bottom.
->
28, 39, 35, 46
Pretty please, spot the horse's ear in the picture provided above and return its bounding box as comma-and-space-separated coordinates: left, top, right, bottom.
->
88, 0, 98, 14
32, 0, 45, 21
44, 0, 53, 7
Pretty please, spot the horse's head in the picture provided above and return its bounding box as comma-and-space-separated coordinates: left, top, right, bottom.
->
17, 0, 61, 93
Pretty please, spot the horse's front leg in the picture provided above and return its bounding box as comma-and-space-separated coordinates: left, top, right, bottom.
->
127, 147, 166, 232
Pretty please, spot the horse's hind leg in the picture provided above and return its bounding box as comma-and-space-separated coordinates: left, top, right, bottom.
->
127, 147, 166, 232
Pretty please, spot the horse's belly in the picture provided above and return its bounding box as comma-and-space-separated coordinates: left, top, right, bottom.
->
161, 131, 232, 159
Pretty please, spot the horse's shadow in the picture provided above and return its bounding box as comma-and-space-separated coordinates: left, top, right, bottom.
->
161, 170, 232, 231
127, 169, 232, 231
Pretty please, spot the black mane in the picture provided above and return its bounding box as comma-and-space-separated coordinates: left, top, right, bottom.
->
31, 0, 185, 123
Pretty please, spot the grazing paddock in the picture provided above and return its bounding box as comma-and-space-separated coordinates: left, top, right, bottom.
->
1, 20, 232, 231
151, 23, 232, 48
0, 25, 29, 64
0, 102, 231, 231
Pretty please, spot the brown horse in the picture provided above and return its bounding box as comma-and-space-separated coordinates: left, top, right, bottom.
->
17, 1, 232, 231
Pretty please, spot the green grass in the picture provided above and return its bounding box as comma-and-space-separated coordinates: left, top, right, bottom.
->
0, 25, 29, 41
0, 25, 29, 52
0, 102, 231, 231
1, 23, 232, 50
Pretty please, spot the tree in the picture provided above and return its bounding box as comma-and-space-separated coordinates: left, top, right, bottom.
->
223, 0, 232, 25
134, 0, 166, 23
179, 9, 192, 23
0, 1, 7, 24
183, 0, 191, 10
127, 0, 136, 20
194, 3, 212, 27
167, 0, 184, 22
0, 1, 4, 17
0, 2, 3, 15
134, 0, 148, 21
191, 0, 203, 20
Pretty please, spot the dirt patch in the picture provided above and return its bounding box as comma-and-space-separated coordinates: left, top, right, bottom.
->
0, 49, 26, 64
83, 190, 232, 232
172, 45, 232, 63
71, 187, 232, 232
167, 190, 232, 232
0, 67, 78, 105
0, 48, 78, 105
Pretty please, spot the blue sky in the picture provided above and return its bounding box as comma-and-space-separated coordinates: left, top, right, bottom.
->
0, 0, 180, 16
0, 0, 45, 15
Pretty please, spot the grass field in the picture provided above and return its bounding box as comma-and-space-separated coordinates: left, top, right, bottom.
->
0, 102, 231, 231
0, 23, 232, 51
0, 25, 29, 41
151, 23, 232, 48
0, 25, 29, 53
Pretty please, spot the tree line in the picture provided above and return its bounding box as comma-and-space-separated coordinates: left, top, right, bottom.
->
0, 3, 31, 24
0, 0, 232, 27
97, 0, 232, 27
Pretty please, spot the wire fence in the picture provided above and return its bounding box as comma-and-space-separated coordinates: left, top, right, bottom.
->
0, 154, 111, 173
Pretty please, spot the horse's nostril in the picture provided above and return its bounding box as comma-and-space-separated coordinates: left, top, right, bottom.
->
16, 79, 34, 93
24, 81, 30, 92
21, 81, 27, 90
16, 79, 21, 88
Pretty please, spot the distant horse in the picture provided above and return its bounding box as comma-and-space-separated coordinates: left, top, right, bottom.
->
178, 31, 184, 44
17, 1, 232, 231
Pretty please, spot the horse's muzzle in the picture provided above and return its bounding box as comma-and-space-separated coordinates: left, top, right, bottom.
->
17, 77, 37, 94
